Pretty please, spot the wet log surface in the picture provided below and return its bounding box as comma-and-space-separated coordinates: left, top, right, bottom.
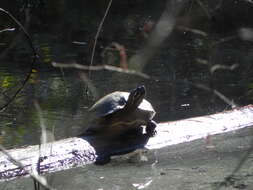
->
0, 105, 253, 182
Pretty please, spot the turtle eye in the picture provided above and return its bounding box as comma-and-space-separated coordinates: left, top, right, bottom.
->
133, 90, 141, 100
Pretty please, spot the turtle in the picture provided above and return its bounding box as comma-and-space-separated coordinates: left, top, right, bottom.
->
84, 85, 157, 138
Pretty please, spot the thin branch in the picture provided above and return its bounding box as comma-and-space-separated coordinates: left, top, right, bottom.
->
0, 8, 38, 112
188, 81, 237, 108
0, 28, 15, 33
210, 64, 239, 74
52, 61, 237, 108
52, 62, 150, 79
34, 100, 55, 190
176, 25, 208, 37
195, 0, 212, 20
78, 72, 99, 99
0, 144, 56, 190
89, 0, 113, 78
212, 36, 237, 46
0, 8, 36, 55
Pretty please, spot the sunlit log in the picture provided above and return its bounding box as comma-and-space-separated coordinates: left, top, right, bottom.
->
0, 105, 253, 182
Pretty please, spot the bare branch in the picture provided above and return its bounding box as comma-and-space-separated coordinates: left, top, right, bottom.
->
176, 25, 208, 37
52, 62, 150, 79
189, 82, 237, 108
0, 28, 15, 33
89, 0, 113, 78
195, 0, 212, 20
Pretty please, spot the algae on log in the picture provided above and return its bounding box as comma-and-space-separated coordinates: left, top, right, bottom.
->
0, 105, 253, 182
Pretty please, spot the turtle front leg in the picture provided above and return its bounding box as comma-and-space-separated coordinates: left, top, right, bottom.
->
146, 120, 157, 137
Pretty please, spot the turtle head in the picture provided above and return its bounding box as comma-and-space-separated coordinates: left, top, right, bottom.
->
125, 85, 146, 111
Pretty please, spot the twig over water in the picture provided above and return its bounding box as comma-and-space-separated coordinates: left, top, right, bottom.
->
52, 62, 150, 79
89, 0, 113, 78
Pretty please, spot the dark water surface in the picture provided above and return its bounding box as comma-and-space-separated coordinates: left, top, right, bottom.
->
0, 0, 253, 189
0, 45, 252, 148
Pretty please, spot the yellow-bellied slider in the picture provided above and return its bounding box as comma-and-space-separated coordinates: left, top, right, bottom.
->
85, 85, 157, 137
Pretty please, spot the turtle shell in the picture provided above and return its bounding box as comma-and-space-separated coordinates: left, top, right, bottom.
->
90, 91, 155, 119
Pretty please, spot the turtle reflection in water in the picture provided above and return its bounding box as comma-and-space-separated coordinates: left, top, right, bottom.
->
84, 85, 157, 138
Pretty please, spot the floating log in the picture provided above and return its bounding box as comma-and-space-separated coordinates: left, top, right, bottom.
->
0, 105, 253, 182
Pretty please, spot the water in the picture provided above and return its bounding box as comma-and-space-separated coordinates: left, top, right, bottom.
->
0, 0, 253, 189
1, 59, 249, 148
